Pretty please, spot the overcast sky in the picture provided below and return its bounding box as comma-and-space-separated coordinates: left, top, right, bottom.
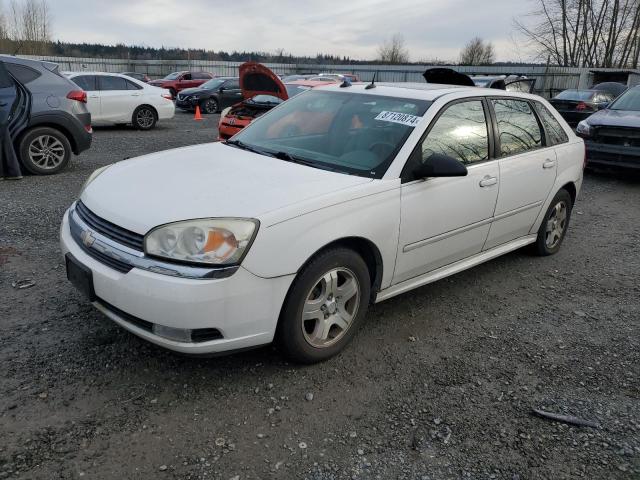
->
47, 0, 534, 62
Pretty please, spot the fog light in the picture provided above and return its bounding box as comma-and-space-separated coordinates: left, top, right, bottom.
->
152, 324, 192, 342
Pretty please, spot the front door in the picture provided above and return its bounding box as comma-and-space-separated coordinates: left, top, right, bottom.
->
98, 75, 137, 123
484, 98, 557, 249
394, 99, 499, 284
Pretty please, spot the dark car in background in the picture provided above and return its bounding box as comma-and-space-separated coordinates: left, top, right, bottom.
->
175, 76, 241, 113
148, 71, 214, 98
549, 89, 616, 126
576, 86, 640, 170
0, 55, 92, 175
121, 71, 151, 83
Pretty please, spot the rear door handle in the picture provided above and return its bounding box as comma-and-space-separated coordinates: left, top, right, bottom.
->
543, 159, 556, 169
479, 176, 498, 187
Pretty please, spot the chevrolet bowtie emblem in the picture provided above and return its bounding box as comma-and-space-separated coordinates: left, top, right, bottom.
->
80, 230, 96, 248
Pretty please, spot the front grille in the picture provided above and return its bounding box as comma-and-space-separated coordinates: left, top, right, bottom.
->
592, 127, 640, 147
75, 201, 145, 251
83, 245, 132, 274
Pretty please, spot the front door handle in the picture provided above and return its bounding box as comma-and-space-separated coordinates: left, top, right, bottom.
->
479, 176, 498, 187
543, 159, 556, 169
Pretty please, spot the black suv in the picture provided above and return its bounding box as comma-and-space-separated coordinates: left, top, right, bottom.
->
175, 77, 241, 113
0, 55, 92, 175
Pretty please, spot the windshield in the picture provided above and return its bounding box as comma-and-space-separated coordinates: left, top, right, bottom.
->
609, 88, 640, 111
163, 72, 182, 80
554, 90, 596, 101
230, 90, 431, 178
201, 79, 225, 89
247, 94, 282, 105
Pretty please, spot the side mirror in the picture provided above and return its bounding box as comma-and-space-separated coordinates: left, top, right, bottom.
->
413, 153, 468, 178
219, 87, 225, 92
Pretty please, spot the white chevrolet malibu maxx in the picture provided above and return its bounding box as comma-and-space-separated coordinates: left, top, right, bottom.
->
61, 82, 584, 363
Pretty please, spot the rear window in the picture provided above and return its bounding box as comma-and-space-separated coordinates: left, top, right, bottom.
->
554, 90, 596, 101
99, 76, 128, 91
285, 84, 312, 98
492, 99, 543, 156
6, 63, 41, 84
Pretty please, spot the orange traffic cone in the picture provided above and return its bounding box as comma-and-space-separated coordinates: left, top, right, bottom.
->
194, 105, 203, 121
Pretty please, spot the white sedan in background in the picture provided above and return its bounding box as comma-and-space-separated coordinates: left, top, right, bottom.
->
66, 72, 174, 129
61, 82, 584, 363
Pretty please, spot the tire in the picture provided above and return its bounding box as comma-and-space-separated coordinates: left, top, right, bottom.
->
276, 247, 371, 364
201, 97, 219, 114
132, 106, 157, 130
533, 189, 573, 256
18, 127, 72, 175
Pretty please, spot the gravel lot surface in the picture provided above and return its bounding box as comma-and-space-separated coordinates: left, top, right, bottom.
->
1, 112, 639, 480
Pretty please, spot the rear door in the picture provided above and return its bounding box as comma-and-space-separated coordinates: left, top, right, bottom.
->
220, 79, 242, 108
98, 75, 137, 123
483, 98, 557, 249
394, 98, 500, 284
71, 75, 101, 121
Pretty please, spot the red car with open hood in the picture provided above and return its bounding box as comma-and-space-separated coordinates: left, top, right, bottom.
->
218, 62, 333, 141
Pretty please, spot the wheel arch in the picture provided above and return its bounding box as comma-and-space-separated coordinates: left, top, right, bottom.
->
292, 236, 384, 303
17, 121, 77, 154
134, 103, 158, 118
561, 181, 577, 205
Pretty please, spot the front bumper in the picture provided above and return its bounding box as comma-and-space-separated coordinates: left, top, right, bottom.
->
585, 141, 640, 170
60, 209, 294, 354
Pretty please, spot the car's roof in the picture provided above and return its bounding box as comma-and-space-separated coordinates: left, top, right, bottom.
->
312, 82, 536, 101
286, 80, 336, 87
66, 71, 132, 77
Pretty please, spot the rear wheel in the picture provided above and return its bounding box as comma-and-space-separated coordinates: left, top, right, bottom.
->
277, 248, 371, 363
18, 127, 71, 175
534, 189, 572, 256
202, 97, 218, 114
132, 106, 157, 130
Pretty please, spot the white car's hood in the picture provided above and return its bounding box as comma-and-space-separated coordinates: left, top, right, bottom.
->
81, 142, 372, 234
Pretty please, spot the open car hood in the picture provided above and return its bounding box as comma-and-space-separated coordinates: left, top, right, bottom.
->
423, 68, 475, 87
239, 62, 288, 101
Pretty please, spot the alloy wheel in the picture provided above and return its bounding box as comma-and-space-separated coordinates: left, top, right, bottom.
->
301, 268, 360, 348
204, 99, 218, 114
28, 135, 66, 170
136, 108, 155, 129
545, 200, 567, 248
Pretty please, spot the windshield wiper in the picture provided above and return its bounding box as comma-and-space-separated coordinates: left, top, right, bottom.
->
224, 139, 275, 157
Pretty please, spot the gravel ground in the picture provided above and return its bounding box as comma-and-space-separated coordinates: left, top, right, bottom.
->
1, 112, 639, 480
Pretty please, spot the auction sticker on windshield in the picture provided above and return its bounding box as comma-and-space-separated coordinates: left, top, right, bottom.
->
374, 111, 422, 127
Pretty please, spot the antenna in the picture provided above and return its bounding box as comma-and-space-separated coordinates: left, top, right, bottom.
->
365, 71, 377, 90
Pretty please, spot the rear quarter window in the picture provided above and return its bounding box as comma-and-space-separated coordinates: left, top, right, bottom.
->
534, 102, 569, 146
6, 63, 41, 84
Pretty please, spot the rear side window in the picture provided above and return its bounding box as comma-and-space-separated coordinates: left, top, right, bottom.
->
420, 100, 489, 165
534, 102, 569, 146
72, 75, 97, 91
182, 73, 192, 80
192, 72, 211, 80
125, 79, 143, 90
225, 80, 240, 89
492, 99, 542, 157
6, 64, 41, 84
99, 76, 128, 91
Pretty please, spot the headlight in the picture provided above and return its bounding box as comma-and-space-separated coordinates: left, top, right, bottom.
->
80, 165, 111, 194
221, 106, 231, 118
145, 219, 259, 266
576, 120, 591, 136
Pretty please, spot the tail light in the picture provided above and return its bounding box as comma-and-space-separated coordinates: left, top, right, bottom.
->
576, 102, 587, 111
161, 92, 173, 100
67, 90, 87, 103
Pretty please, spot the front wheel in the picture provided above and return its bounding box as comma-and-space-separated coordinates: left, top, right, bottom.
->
534, 189, 573, 256
132, 106, 157, 130
201, 97, 218, 114
276, 248, 371, 363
